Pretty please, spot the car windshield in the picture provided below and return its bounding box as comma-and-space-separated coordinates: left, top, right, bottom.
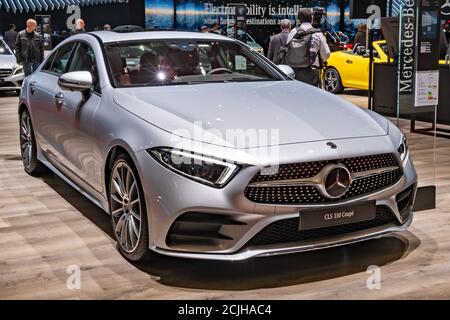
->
104, 39, 282, 87
0, 41, 11, 55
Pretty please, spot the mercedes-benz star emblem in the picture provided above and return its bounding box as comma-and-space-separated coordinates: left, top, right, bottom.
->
442, 0, 450, 16
323, 165, 352, 199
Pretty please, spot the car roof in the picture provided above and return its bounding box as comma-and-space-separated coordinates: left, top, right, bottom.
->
88, 31, 233, 44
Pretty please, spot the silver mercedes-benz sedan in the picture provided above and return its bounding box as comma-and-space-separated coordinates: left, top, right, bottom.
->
19, 31, 417, 262
0, 39, 24, 94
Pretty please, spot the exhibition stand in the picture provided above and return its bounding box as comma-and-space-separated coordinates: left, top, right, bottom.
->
370, 1, 446, 211
374, 63, 450, 129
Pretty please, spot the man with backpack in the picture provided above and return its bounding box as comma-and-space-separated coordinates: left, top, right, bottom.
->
283, 8, 331, 87
267, 19, 291, 63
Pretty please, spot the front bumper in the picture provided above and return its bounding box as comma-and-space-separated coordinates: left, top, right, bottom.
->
152, 214, 413, 261
0, 73, 24, 91
135, 135, 417, 261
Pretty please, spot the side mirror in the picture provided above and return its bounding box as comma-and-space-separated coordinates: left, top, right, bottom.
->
277, 64, 295, 78
58, 71, 93, 91
356, 46, 367, 56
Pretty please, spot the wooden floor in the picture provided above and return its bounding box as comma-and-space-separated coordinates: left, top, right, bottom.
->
1, 91, 449, 300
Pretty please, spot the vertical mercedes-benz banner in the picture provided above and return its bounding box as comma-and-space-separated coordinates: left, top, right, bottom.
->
414, 0, 441, 107
398, 0, 416, 109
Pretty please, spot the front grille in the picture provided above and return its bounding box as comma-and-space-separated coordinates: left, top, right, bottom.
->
0, 69, 12, 79
245, 205, 399, 247
244, 153, 402, 205
0, 81, 15, 88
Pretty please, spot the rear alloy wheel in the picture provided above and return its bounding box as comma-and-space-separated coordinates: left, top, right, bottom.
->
109, 154, 149, 261
323, 68, 344, 94
19, 110, 44, 175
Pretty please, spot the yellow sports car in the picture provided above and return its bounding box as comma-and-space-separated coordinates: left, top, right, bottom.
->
323, 40, 448, 94
323, 41, 390, 94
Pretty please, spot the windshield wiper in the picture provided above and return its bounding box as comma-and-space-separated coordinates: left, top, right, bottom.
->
169, 79, 231, 85
226, 76, 275, 82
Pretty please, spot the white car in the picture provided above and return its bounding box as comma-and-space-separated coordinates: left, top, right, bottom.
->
0, 39, 24, 95
19, 31, 417, 262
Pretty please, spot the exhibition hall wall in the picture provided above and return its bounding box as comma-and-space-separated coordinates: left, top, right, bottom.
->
145, 0, 353, 43
144, 0, 450, 44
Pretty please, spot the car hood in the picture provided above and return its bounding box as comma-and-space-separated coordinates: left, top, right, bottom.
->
0, 54, 17, 69
113, 81, 388, 148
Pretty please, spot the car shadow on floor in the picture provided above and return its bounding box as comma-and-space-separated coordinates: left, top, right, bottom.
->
0, 91, 19, 98
42, 170, 420, 291
340, 89, 368, 96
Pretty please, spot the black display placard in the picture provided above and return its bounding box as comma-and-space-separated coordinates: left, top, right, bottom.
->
416, 0, 442, 71
349, 0, 387, 19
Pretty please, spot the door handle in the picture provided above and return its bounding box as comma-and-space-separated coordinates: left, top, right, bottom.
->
346, 60, 354, 64
30, 82, 37, 94
55, 92, 64, 106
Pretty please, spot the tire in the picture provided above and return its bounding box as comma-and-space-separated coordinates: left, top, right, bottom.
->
19, 109, 45, 175
323, 68, 344, 94
16, 89, 21, 96
109, 153, 149, 262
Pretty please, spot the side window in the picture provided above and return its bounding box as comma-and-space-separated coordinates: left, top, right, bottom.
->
68, 43, 101, 93
49, 42, 76, 75
42, 50, 57, 71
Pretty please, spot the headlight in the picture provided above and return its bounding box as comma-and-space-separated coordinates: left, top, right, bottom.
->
12, 65, 24, 76
398, 135, 409, 163
148, 147, 239, 188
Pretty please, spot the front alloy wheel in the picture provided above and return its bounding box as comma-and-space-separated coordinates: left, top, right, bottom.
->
19, 110, 44, 175
323, 68, 344, 94
109, 154, 149, 261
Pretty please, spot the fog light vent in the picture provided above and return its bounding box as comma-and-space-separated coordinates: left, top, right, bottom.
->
166, 212, 246, 247
396, 185, 415, 221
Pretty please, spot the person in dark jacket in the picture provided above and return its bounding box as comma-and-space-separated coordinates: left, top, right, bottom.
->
354, 24, 367, 47
267, 19, 291, 63
4, 24, 17, 52
15, 19, 44, 77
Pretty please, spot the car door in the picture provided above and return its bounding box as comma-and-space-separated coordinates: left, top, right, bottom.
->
52, 41, 102, 190
338, 51, 370, 90
30, 42, 77, 165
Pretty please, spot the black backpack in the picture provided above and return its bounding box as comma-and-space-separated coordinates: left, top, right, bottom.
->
277, 28, 322, 68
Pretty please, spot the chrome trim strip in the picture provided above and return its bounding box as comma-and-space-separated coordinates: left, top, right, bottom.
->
352, 166, 399, 180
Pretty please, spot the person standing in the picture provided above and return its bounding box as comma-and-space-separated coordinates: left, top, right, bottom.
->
71, 19, 86, 35
267, 19, 291, 63
286, 8, 331, 87
103, 24, 112, 31
4, 24, 18, 52
354, 24, 367, 47
210, 23, 221, 34
15, 19, 44, 77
